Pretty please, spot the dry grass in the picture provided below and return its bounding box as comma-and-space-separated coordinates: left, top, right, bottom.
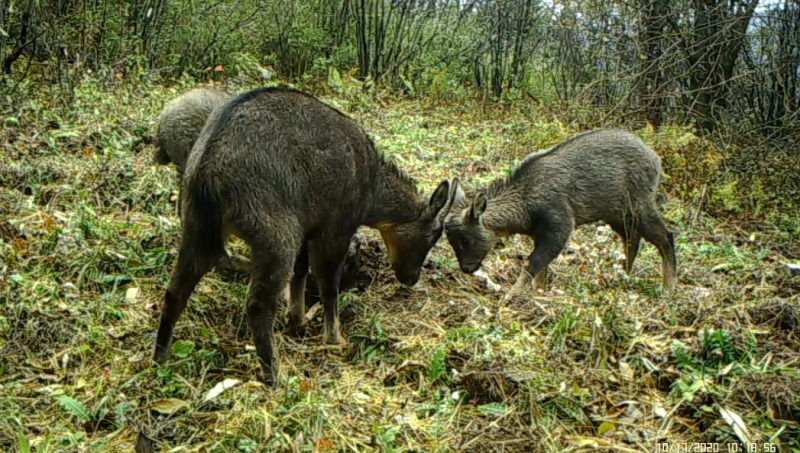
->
1, 76, 798, 453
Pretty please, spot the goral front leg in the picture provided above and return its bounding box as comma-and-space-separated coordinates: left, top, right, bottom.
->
504, 228, 570, 301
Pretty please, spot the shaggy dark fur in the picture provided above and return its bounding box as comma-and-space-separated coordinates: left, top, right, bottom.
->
154, 87, 451, 385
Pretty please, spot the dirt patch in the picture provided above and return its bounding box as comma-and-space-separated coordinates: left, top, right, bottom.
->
458, 371, 521, 404
741, 374, 800, 421
749, 298, 800, 331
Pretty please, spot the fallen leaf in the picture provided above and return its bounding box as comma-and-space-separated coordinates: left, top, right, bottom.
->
619, 361, 634, 381
619, 405, 644, 424
151, 398, 189, 415
203, 379, 242, 402
36, 384, 63, 394
718, 362, 736, 377
719, 406, 751, 444
305, 303, 322, 321
640, 357, 660, 373
606, 406, 625, 418
125, 287, 141, 303
597, 421, 615, 436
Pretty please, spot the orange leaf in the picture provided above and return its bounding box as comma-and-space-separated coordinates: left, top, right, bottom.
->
299, 380, 316, 393
13, 238, 28, 256
316, 438, 335, 452
43, 214, 56, 232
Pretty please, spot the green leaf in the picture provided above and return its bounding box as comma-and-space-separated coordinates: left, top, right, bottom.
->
55, 395, 90, 422
49, 130, 80, 139
327, 66, 342, 91
711, 262, 744, 273
115, 402, 130, 427
477, 402, 507, 416
4, 117, 18, 126
598, 421, 615, 436
94, 273, 131, 285
237, 439, 258, 453
427, 347, 445, 384
172, 340, 195, 358
18, 433, 31, 453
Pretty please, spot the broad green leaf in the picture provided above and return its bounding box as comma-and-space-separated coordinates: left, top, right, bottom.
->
172, 340, 195, 358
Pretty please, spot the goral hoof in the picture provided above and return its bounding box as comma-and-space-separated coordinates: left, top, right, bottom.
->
153, 347, 170, 364
503, 289, 525, 302
257, 369, 278, 389
324, 330, 347, 345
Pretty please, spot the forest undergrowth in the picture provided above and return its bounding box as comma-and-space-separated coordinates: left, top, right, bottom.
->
0, 75, 798, 452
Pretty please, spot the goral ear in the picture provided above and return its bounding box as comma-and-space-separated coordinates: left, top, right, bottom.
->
448, 178, 469, 214
469, 193, 487, 222
444, 177, 460, 215
425, 180, 450, 220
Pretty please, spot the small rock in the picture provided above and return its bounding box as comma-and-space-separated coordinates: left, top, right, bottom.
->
257, 66, 274, 80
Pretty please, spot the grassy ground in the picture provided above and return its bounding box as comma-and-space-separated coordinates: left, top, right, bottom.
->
1, 77, 799, 453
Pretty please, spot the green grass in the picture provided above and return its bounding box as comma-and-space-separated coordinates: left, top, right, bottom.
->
1, 75, 799, 452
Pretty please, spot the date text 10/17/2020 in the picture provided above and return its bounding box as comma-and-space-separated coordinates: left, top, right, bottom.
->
656, 443, 778, 453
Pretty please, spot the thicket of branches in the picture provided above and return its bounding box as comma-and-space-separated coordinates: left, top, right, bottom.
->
1, 0, 799, 142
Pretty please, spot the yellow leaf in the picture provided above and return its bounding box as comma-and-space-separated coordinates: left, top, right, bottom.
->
151, 398, 189, 415
619, 361, 634, 381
